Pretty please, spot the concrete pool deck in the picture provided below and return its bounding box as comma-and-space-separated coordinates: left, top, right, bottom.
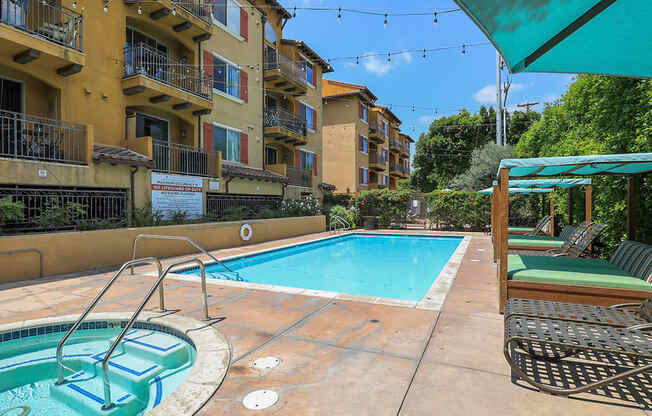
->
0, 230, 649, 415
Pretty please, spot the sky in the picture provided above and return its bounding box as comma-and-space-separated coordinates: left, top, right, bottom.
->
279, 0, 576, 152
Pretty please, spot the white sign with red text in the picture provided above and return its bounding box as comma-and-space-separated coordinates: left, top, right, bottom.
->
151, 173, 203, 219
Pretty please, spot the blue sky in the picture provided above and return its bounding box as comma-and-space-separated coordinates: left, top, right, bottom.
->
280, 0, 575, 146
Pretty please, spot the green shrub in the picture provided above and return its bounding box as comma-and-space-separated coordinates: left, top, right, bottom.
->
258, 208, 283, 219
279, 198, 321, 217
222, 207, 248, 222
36, 198, 86, 230
328, 205, 356, 228
132, 202, 164, 227
425, 190, 490, 231
79, 217, 128, 231
352, 189, 411, 228
0, 196, 24, 227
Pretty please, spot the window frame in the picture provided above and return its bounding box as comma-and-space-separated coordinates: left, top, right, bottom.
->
212, 122, 242, 162
299, 101, 316, 132
360, 105, 368, 124
359, 135, 368, 154
299, 150, 314, 171
211, 0, 244, 41
265, 146, 278, 165
360, 167, 368, 185
211, 52, 243, 103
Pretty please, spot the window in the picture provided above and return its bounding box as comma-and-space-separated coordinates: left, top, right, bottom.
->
213, 125, 240, 162
266, 146, 278, 165
360, 105, 368, 122
134, 113, 169, 143
299, 102, 315, 131
265, 21, 276, 44
382, 149, 388, 161
382, 175, 388, 186
360, 168, 368, 185
300, 151, 314, 171
126, 27, 168, 54
358, 136, 368, 153
383, 121, 389, 138
213, 0, 240, 34
305, 61, 314, 85
213, 56, 240, 99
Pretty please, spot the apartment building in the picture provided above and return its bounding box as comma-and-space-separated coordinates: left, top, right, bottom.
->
322, 80, 412, 194
390, 132, 413, 189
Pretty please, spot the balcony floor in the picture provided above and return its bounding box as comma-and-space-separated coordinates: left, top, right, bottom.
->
264, 127, 308, 147
2, 232, 646, 415
264, 69, 308, 96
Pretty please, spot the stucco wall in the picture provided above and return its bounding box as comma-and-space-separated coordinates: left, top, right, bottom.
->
0, 216, 326, 283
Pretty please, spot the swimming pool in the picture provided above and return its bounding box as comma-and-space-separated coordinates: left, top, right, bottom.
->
0, 319, 196, 416
182, 233, 464, 302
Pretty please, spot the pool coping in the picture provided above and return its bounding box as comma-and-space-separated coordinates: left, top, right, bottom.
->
0, 312, 231, 416
162, 232, 471, 311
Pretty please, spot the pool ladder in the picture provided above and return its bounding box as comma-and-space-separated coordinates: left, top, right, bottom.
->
54, 255, 213, 410
329, 215, 351, 234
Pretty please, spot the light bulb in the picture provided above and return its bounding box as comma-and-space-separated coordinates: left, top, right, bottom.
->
383, 14, 388, 28
103, 3, 108, 12
292, 7, 296, 18
172, 7, 176, 15
72, 0, 76, 8
137, 5, 142, 14
355, 56, 359, 65
434, 12, 438, 24
337, 8, 341, 22
461, 44, 466, 54
387, 53, 391, 63
422, 49, 426, 60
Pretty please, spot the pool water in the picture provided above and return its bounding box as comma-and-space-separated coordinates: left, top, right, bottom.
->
0, 324, 195, 416
184, 234, 463, 301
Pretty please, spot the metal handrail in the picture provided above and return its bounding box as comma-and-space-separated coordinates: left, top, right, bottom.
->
55, 257, 163, 385
329, 215, 350, 233
0, 249, 43, 278
101, 257, 209, 410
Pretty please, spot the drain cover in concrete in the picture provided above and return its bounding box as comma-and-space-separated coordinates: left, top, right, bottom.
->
253, 356, 280, 370
243, 390, 278, 410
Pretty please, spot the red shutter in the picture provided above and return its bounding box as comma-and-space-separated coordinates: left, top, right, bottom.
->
312, 66, 317, 86
295, 51, 301, 63
359, 168, 363, 184
240, 7, 248, 41
313, 154, 318, 176
295, 101, 301, 117
203, 51, 213, 77
358, 135, 362, 151
312, 108, 317, 130
240, 70, 248, 103
240, 133, 248, 164
203, 123, 214, 151
295, 150, 301, 168
358, 102, 362, 119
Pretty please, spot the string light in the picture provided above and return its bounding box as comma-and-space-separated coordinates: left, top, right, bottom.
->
422, 49, 426, 60
355, 56, 359, 65
387, 53, 391, 63
293, 7, 296, 18
434, 12, 438, 24
326, 42, 489, 63
138, 5, 142, 14
383, 14, 388, 28
461, 44, 466, 54
172, 7, 176, 15
72, 0, 76, 8
337, 8, 342, 22
103, 1, 108, 12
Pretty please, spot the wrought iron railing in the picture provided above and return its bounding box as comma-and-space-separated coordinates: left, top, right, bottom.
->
206, 193, 282, 219
264, 50, 309, 88
369, 122, 387, 139
171, 0, 212, 23
390, 139, 403, 151
286, 166, 312, 188
369, 152, 387, 166
0, 110, 87, 164
0, 0, 83, 51
124, 43, 212, 99
264, 107, 307, 137
390, 162, 401, 173
152, 140, 218, 177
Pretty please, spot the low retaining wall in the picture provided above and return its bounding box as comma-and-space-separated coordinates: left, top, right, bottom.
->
0, 216, 326, 283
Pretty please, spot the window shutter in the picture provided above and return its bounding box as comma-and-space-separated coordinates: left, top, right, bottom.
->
295, 101, 301, 117
240, 70, 248, 103
240, 7, 248, 41
358, 135, 362, 151
312, 66, 317, 86
295, 51, 301, 64
203, 123, 214, 151
240, 133, 248, 164
359, 168, 363, 184
313, 154, 318, 176
203, 51, 213, 77
358, 102, 362, 119
295, 150, 301, 168
312, 108, 317, 131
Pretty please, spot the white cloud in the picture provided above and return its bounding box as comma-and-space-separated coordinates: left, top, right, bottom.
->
363, 55, 392, 76
401, 53, 413, 63
417, 115, 436, 125
473, 83, 527, 104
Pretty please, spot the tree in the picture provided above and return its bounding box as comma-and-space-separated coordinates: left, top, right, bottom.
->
506, 110, 541, 145
449, 143, 517, 191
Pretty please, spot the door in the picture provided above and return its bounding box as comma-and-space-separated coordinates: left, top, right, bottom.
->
135, 113, 169, 171
0, 78, 23, 156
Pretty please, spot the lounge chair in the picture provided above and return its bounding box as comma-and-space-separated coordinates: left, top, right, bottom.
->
547, 222, 607, 257
508, 222, 590, 252
504, 313, 652, 395
508, 215, 551, 236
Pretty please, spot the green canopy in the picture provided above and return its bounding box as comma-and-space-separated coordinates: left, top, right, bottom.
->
491, 178, 592, 188
497, 153, 652, 178
479, 187, 553, 194
454, 0, 652, 78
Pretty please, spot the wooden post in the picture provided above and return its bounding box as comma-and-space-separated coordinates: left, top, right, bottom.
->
492, 185, 498, 263
585, 184, 592, 223
627, 176, 640, 240
549, 197, 555, 236
568, 187, 574, 225
498, 168, 509, 313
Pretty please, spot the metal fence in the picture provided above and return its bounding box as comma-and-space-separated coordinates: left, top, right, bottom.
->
264, 50, 309, 88
369, 122, 387, 139
0, 0, 83, 51
0, 110, 87, 164
286, 166, 312, 188
390, 139, 403, 151
206, 193, 282, 219
152, 140, 218, 177
171, 0, 212, 23
369, 152, 387, 166
124, 43, 212, 99
0, 186, 127, 234
264, 107, 307, 137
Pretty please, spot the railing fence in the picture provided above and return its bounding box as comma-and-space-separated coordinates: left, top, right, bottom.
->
152, 140, 218, 177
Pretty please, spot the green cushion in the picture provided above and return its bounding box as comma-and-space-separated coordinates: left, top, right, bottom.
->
508, 255, 652, 291
508, 226, 535, 233
508, 235, 564, 248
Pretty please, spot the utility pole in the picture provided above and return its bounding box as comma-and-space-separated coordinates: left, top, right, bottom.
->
517, 102, 540, 112
496, 51, 503, 145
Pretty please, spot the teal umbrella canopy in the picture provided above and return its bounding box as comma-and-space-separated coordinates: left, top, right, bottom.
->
454, 0, 652, 78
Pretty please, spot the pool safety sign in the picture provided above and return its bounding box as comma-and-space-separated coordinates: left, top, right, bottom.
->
151, 173, 203, 219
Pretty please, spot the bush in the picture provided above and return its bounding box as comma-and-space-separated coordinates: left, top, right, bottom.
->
222, 207, 249, 222
79, 217, 128, 231
425, 190, 490, 231
0, 196, 24, 227
279, 198, 321, 217
258, 208, 283, 219
132, 202, 164, 227
328, 205, 356, 228
352, 189, 411, 228
36, 198, 86, 230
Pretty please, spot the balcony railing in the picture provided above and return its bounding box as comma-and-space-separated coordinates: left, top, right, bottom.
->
171, 0, 212, 23
390, 163, 402, 173
0, 110, 87, 164
369, 152, 387, 166
124, 43, 212, 100
369, 122, 387, 139
390, 139, 403, 151
152, 140, 218, 177
264, 50, 309, 88
0, 0, 83, 51
286, 166, 312, 188
264, 107, 307, 137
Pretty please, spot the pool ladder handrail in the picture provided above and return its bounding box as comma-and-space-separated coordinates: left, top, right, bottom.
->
131, 234, 234, 275
55, 257, 163, 386
100, 257, 209, 410
329, 215, 351, 233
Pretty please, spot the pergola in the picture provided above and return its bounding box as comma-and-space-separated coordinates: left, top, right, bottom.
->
494, 153, 652, 311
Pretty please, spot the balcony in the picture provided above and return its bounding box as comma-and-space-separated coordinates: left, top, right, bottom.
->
123, 0, 211, 42
286, 166, 313, 188
0, 110, 88, 165
264, 51, 309, 96
264, 107, 307, 146
122, 43, 213, 119
152, 139, 218, 177
389, 162, 402, 177
400, 143, 410, 158
389, 139, 403, 153
368, 122, 387, 144
0, 0, 84, 76
369, 152, 387, 171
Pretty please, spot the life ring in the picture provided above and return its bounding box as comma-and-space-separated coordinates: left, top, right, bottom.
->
240, 223, 253, 241
0, 406, 31, 416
